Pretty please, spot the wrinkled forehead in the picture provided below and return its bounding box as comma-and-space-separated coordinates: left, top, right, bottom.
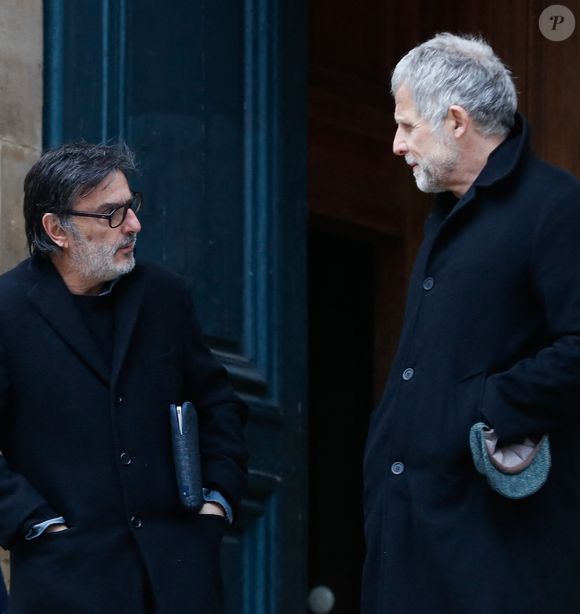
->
77, 170, 126, 199
74, 171, 132, 210
393, 85, 421, 123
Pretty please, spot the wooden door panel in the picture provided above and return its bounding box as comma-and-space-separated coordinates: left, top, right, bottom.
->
44, 1, 308, 612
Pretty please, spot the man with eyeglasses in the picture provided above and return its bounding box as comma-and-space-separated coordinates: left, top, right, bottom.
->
0, 142, 248, 613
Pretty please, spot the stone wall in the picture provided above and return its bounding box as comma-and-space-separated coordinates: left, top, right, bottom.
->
0, 0, 43, 586
0, 0, 43, 273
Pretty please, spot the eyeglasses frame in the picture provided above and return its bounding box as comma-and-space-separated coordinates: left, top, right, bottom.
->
65, 191, 142, 229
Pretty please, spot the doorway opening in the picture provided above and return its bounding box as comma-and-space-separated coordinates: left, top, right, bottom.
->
308, 225, 375, 614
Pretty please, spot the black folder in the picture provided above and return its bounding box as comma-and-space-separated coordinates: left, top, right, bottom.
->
169, 401, 204, 511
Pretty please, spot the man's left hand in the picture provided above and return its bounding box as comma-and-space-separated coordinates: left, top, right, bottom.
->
198, 502, 225, 517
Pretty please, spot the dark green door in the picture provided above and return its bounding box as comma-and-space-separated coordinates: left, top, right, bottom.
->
44, 1, 308, 611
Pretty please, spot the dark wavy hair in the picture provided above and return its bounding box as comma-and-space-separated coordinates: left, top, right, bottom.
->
24, 141, 137, 256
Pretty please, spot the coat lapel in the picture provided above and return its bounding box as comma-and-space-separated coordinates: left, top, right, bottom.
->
27, 262, 110, 384
110, 265, 145, 386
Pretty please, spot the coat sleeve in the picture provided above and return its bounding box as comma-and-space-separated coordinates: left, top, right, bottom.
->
0, 339, 59, 549
181, 284, 249, 517
482, 184, 580, 441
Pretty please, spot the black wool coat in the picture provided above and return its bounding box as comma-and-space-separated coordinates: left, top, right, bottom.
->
0, 257, 248, 614
362, 114, 580, 614
0, 573, 6, 614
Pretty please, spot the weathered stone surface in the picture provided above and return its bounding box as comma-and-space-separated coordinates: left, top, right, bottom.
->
0, 1, 43, 590
0, 142, 39, 273
0, 0, 43, 146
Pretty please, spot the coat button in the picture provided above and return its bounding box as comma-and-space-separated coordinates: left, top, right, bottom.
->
130, 516, 143, 529
391, 462, 405, 475
422, 277, 434, 291
402, 368, 414, 381
116, 396, 124, 405
120, 452, 132, 466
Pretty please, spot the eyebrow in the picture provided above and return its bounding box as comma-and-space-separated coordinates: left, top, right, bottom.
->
93, 197, 133, 213
394, 114, 418, 127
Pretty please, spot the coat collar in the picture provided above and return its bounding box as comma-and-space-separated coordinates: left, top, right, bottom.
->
27, 255, 145, 385
470, 112, 530, 189
432, 112, 530, 222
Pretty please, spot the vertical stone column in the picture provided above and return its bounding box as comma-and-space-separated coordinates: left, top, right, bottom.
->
0, 0, 43, 272
0, 0, 43, 587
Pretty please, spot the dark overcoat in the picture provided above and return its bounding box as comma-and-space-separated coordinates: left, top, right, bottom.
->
0, 256, 248, 614
362, 114, 580, 613
0, 572, 6, 614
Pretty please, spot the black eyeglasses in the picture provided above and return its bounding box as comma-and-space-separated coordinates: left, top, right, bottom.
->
66, 192, 143, 228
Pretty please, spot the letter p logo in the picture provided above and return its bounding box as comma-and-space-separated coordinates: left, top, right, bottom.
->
539, 5, 576, 41
550, 14, 566, 29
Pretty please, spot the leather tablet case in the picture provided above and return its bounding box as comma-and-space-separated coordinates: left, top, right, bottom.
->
169, 401, 204, 511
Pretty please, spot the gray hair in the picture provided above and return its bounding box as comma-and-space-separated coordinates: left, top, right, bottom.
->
391, 33, 517, 137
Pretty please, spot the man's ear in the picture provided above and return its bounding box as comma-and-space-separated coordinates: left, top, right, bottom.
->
42, 213, 70, 249
447, 105, 470, 139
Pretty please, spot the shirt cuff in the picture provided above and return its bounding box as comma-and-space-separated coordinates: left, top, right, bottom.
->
25, 517, 66, 540
203, 488, 233, 524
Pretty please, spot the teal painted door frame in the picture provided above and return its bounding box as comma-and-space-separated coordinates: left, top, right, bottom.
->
44, 1, 308, 611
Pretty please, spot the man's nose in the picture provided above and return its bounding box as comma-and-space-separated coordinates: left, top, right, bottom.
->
393, 128, 407, 156
123, 208, 142, 234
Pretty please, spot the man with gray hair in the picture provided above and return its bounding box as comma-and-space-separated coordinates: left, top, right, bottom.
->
363, 33, 580, 613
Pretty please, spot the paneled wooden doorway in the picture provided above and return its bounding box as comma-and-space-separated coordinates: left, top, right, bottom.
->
44, 2, 309, 613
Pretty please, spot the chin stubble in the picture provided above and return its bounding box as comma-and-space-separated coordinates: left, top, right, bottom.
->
72, 234, 137, 281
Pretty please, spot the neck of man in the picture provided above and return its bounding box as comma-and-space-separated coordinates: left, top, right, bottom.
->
50, 253, 106, 296
450, 132, 506, 198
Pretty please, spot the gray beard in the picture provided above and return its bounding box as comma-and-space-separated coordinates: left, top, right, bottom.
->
414, 165, 450, 193
70, 234, 137, 283
411, 131, 460, 194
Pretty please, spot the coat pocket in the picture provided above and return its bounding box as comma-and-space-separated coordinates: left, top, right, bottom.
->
455, 370, 487, 423
429, 370, 486, 456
